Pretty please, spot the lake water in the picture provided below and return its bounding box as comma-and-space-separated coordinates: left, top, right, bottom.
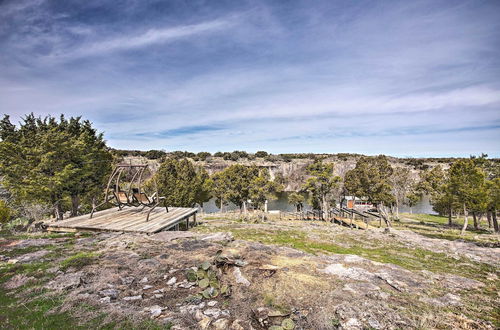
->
202, 192, 436, 214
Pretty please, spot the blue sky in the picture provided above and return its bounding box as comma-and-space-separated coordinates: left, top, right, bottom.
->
1, 0, 499, 157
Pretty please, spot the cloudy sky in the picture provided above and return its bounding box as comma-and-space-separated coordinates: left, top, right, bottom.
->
1, 0, 499, 156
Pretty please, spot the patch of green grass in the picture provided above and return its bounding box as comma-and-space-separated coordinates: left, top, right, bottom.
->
0, 229, 76, 240
395, 213, 499, 247
263, 293, 290, 313
0, 282, 171, 329
2, 244, 58, 258
0, 289, 76, 329
226, 227, 497, 282
0, 261, 53, 279
401, 213, 458, 225
60, 251, 99, 271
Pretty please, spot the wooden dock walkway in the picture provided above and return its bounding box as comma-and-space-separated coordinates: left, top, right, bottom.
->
47, 207, 198, 234
332, 216, 370, 230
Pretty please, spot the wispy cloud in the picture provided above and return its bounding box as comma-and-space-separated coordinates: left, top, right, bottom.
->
1, 0, 499, 156
135, 125, 224, 139
53, 18, 235, 60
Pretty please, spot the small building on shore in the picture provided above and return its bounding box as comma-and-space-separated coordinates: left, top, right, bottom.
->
342, 196, 373, 210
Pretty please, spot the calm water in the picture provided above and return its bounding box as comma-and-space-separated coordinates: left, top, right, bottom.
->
202, 192, 436, 214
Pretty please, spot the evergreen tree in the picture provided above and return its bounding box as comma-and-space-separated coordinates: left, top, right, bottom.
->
486, 178, 500, 232
288, 192, 305, 212
447, 159, 487, 234
0, 114, 112, 220
156, 158, 211, 208
212, 171, 230, 211
303, 161, 341, 219
217, 164, 259, 211
389, 167, 414, 219
344, 155, 394, 227
248, 169, 282, 211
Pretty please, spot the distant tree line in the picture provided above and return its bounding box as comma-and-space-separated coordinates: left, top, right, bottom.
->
1, 115, 498, 235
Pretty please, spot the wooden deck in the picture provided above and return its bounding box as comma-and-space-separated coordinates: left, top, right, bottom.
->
47, 206, 198, 234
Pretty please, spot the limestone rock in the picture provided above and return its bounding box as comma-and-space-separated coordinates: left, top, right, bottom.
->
149, 305, 163, 318
233, 267, 250, 286
198, 317, 211, 329
123, 295, 142, 301
212, 318, 230, 330
99, 288, 119, 299
45, 271, 83, 291
203, 308, 221, 319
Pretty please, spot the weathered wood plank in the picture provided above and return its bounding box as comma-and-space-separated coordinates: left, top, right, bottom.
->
46, 206, 198, 233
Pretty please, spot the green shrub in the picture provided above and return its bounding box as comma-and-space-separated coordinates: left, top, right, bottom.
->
0, 200, 11, 223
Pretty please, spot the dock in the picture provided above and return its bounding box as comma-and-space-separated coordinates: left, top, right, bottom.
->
47, 206, 198, 234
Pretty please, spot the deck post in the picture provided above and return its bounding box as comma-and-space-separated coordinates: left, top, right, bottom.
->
193, 213, 197, 226
186, 217, 189, 230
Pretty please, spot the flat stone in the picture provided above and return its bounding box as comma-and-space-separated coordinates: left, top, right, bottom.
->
212, 318, 230, 330
321, 263, 373, 281
140, 277, 148, 283
368, 318, 382, 329
203, 308, 221, 319
123, 295, 142, 301
178, 281, 195, 288
149, 305, 162, 318
154, 294, 164, 299
45, 271, 83, 291
138, 259, 160, 267
198, 317, 212, 329
230, 319, 245, 330
143, 285, 153, 290
99, 288, 119, 299
343, 318, 362, 330
200, 232, 234, 244
233, 268, 250, 286
99, 296, 111, 303
179, 304, 200, 314
207, 300, 218, 307
194, 310, 205, 321
120, 276, 135, 285
167, 277, 177, 285
17, 250, 50, 263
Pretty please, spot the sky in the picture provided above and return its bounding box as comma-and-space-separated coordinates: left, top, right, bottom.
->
1, 0, 499, 157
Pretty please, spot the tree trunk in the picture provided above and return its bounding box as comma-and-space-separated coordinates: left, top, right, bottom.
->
395, 200, 399, 220
492, 210, 499, 233
322, 195, 328, 221
54, 201, 64, 221
448, 204, 453, 226
486, 211, 492, 228
377, 204, 391, 229
460, 204, 468, 235
472, 212, 478, 230
70, 195, 79, 217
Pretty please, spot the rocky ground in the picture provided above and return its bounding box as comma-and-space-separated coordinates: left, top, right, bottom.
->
0, 215, 499, 329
